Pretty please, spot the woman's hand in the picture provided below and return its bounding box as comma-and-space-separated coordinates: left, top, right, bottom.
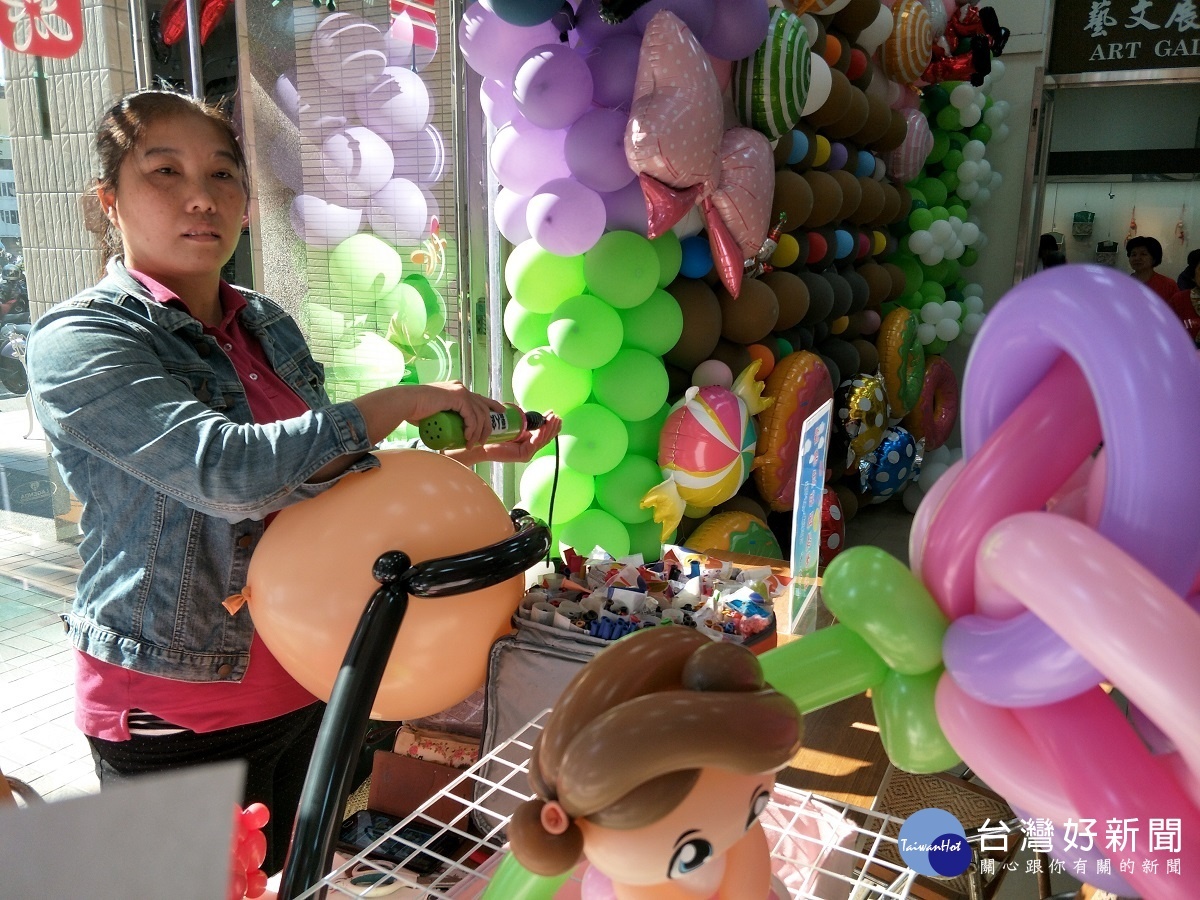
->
448, 412, 562, 466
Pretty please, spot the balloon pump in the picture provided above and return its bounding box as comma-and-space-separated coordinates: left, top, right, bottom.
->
418, 404, 546, 451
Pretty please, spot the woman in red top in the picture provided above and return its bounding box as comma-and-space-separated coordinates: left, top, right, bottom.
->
1125, 236, 1178, 302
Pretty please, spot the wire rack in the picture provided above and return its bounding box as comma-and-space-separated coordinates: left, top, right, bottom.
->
295, 711, 917, 899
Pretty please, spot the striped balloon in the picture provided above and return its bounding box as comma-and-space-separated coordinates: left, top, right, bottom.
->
880, 0, 932, 87
658, 385, 758, 508
731, 8, 811, 142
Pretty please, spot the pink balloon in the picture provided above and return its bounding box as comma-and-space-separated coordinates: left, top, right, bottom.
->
883, 108, 932, 184
526, 178, 606, 256
709, 56, 732, 93
624, 11, 772, 296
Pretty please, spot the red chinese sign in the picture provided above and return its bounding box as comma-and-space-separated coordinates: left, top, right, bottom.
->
0, 0, 84, 59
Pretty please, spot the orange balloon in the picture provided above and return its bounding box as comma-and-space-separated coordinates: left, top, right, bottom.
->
243, 449, 522, 720
747, 343, 776, 380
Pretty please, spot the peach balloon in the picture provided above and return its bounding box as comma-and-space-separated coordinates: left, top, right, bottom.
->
242, 449, 522, 720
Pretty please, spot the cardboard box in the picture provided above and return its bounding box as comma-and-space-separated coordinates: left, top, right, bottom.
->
367, 750, 473, 826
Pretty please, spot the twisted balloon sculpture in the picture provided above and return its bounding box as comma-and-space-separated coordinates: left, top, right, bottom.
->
481, 265, 1198, 899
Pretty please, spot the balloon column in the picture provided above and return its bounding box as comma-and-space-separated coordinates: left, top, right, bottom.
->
274, 6, 455, 436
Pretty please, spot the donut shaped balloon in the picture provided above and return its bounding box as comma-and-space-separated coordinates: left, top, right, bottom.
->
687, 510, 784, 560
880, 0, 933, 86
731, 8, 811, 142
902, 355, 958, 451
876, 306, 926, 417
241, 450, 522, 720
642, 363, 774, 538
753, 351, 835, 512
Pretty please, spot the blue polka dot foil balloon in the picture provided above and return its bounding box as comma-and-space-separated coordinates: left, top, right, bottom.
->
859, 425, 924, 503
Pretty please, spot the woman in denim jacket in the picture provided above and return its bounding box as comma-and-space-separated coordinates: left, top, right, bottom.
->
25, 90, 559, 873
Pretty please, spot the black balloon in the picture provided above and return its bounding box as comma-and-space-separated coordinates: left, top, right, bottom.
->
598, 0, 655, 23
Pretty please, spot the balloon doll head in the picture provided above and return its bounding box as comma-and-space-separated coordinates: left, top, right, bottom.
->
507, 627, 803, 898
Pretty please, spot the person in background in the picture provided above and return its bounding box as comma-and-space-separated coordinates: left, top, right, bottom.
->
1167, 253, 1200, 345
25, 89, 560, 874
1124, 236, 1178, 302
1176, 247, 1200, 291
1037, 233, 1066, 270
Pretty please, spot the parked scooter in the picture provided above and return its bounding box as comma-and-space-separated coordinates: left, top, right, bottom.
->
0, 262, 30, 395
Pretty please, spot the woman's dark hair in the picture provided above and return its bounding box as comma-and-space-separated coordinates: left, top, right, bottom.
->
1177, 247, 1200, 290
89, 89, 247, 259
1124, 235, 1163, 266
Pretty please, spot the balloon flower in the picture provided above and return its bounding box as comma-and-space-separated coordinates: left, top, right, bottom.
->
625, 11, 774, 298
484, 627, 803, 899
642, 361, 773, 539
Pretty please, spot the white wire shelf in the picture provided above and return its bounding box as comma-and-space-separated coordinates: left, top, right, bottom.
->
295, 710, 917, 899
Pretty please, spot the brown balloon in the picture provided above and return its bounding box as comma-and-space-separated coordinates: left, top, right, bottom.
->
717, 278, 779, 344
830, 34, 853, 73
773, 132, 795, 168
852, 337, 879, 373
802, 170, 843, 228
881, 262, 907, 301
856, 93, 894, 147
843, 267, 871, 313
709, 337, 755, 376
829, 169, 863, 222
762, 270, 810, 330
892, 183, 914, 223
772, 169, 814, 233
851, 176, 886, 225
798, 271, 835, 324
834, 0, 883, 38
807, 68, 852, 128
716, 494, 770, 523
875, 182, 903, 227
874, 108, 909, 153
824, 87, 870, 139
665, 278, 723, 370
857, 261, 892, 307
832, 482, 860, 520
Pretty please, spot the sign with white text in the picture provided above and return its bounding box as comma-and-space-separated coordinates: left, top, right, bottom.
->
788, 398, 832, 635
1050, 0, 1200, 74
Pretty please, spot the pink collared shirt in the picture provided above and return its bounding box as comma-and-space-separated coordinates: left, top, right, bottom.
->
76, 270, 317, 740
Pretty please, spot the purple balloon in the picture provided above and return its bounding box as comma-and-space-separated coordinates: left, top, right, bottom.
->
827, 142, 849, 171
390, 124, 446, 186
943, 613, 1104, 707
565, 108, 635, 193
495, 187, 532, 245
600, 179, 649, 236
489, 116, 571, 195
355, 67, 431, 142
574, 0, 641, 49
458, 0, 562, 81
699, 0, 770, 61
632, 0, 715, 40
586, 35, 643, 110
480, 77, 519, 129
290, 194, 363, 249
526, 177, 606, 256
367, 177, 429, 244
513, 43, 594, 130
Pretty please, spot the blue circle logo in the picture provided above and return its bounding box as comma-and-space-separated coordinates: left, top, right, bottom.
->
897, 808, 972, 877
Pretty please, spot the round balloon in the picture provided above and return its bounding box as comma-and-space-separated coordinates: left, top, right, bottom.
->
244, 450, 522, 720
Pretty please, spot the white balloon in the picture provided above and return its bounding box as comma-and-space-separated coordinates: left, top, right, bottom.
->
964, 140, 987, 162
902, 484, 925, 514
960, 104, 982, 127
964, 295, 985, 314
857, 6, 894, 56
975, 187, 991, 204
917, 322, 938, 345
957, 180, 979, 200
803, 56, 833, 117
957, 160, 980, 183
960, 222, 981, 244
989, 171, 1004, 190
909, 230, 935, 253
978, 159, 992, 178
922, 461, 949, 486
941, 300, 962, 321
672, 204, 706, 239
920, 301, 944, 324
963, 311, 985, 334
975, 231, 989, 249
929, 219, 954, 244
990, 59, 1006, 81
983, 105, 1005, 128
798, 13, 821, 46
993, 123, 1011, 144
963, 282, 984, 298
946, 240, 965, 260
950, 83, 976, 110
920, 246, 945, 265
290, 194, 363, 249
935, 318, 961, 342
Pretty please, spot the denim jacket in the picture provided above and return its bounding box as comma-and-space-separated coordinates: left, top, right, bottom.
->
27, 259, 379, 682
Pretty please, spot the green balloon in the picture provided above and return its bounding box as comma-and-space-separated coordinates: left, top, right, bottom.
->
927, 258, 959, 285
593, 349, 669, 422
401, 274, 447, 344
560, 506, 631, 558
618, 288, 684, 356
926, 337, 949, 354
378, 282, 426, 345
960, 246, 979, 268
625, 402, 670, 457
891, 252, 924, 294
627, 518, 669, 561
969, 123, 993, 145
479, 854, 571, 900
506, 239, 586, 314
504, 301, 551, 354
759, 625, 889, 714
908, 208, 934, 232
583, 231, 660, 309
926, 130, 951, 165
519, 455, 594, 523
548, 294, 624, 369
512, 348, 593, 416
929, 205, 949, 222
919, 281, 946, 303
595, 454, 662, 523
880, 300, 899, 317
923, 84, 950, 113
821, 546, 948, 675
941, 149, 965, 175
935, 104, 962, 132
906, 187, 928, 210
899, 292, 924, 311
916, 177, 948, 209
872, 669, 962, 774
560, 403, 629, 475
651, 232, 683, 287
938, 170, 959, 194
330, 233, 405, 303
